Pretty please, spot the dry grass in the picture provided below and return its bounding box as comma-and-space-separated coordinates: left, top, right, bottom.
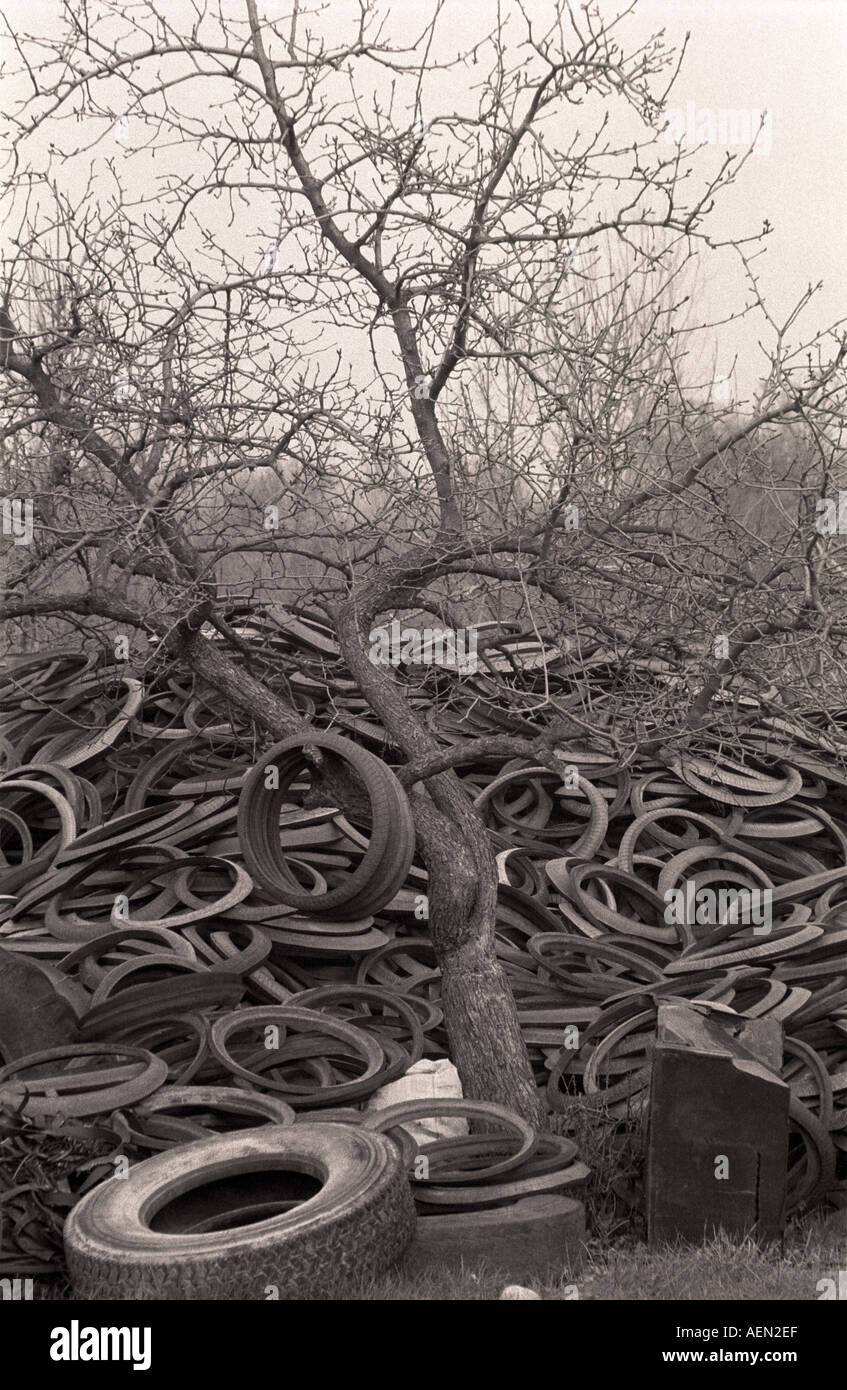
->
545, 1096, 646, 1241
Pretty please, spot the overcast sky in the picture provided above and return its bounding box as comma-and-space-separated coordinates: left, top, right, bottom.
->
632, 0, 845, 389
2, 0, 843, 398
390, 0, 846, 394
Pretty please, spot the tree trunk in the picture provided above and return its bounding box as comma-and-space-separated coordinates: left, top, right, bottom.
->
413, 785, 545, 1125
182, 634, 306, 740
437, 933, 543, 1121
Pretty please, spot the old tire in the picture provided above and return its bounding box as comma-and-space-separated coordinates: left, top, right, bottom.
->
404, 1194, 586, 1281
64, 1123, 416, 1300
0, 945, 80, 1063
237, 732, 415, 919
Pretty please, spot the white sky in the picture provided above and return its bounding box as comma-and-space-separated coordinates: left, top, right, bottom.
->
1, 0, 843, 396
634, 0, 846, 386
380, 0, 846, 392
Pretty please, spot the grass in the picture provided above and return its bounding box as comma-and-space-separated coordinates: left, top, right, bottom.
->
350, 1216, 847, 1300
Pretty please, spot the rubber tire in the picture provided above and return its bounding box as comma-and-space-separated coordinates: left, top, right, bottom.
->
0, 945, 80, 1063
237, 731, 415, 919
64, 1123, 416, 1300
405, 1194, 586, 1281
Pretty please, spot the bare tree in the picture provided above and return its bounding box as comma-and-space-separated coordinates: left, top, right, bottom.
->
2, 0, 845, 1121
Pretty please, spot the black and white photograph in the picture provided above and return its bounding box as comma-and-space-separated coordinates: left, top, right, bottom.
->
0, 0, 844, 1361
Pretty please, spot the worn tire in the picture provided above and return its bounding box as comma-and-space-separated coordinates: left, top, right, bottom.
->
237, 732, 415, 919
64, 1123, 416, 1300
0, 945, 80, 1063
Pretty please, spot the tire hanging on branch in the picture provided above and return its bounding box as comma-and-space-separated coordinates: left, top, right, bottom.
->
237, 731, 415, 920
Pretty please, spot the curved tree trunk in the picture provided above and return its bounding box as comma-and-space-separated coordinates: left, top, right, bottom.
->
333, 601, 545, 1126
438, 934, 542, 1121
